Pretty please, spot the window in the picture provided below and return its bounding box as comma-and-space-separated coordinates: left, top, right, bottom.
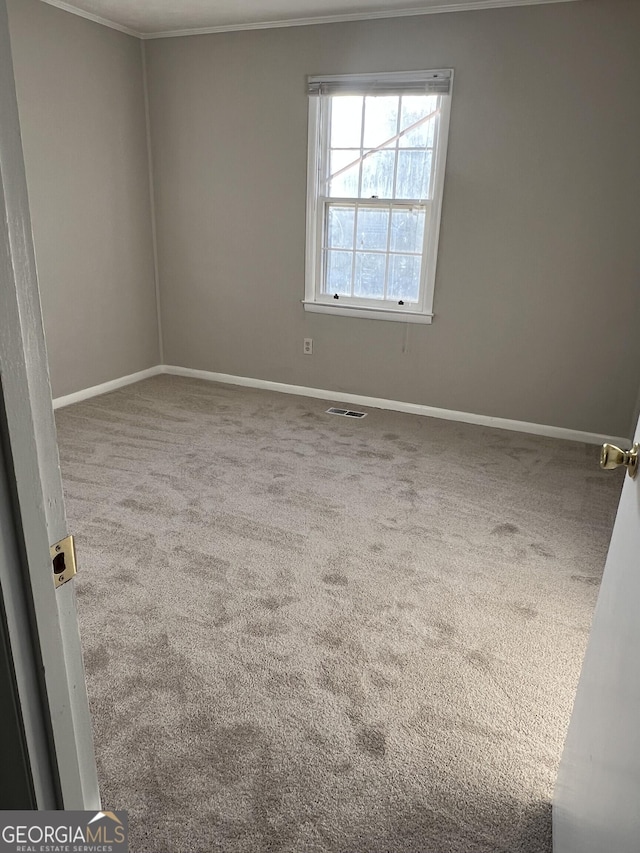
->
304, 70, 453, 323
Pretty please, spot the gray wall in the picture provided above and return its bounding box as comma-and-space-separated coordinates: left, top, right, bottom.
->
8, 0, 159, 399
146, 0, 640, 438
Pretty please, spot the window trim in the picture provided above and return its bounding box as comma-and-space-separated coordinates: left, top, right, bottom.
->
304, 69, 453, 322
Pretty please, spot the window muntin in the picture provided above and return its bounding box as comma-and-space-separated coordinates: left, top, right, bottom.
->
305, 71, 452, 321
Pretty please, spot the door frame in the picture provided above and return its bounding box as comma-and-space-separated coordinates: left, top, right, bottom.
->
0, 459, 36, 809
0, 0, 99, 809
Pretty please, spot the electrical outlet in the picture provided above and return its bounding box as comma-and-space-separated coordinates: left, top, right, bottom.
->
303, 338, 313, 355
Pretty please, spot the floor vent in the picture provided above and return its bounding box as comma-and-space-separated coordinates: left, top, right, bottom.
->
326, 407, 367, 419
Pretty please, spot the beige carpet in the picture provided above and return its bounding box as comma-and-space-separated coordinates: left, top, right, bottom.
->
55, 375, 621, 853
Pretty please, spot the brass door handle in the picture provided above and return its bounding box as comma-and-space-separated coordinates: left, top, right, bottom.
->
600, 443, 639, 478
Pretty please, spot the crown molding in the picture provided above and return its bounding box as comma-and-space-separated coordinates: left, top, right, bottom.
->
140, 0, 580, 39
38, 0, 580, 40
38, 0, 142, 37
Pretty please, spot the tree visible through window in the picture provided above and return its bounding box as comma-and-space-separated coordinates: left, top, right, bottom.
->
305, 71, 453, 323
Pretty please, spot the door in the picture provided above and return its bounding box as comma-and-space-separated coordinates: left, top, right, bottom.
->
0, 0, 99, 808
553, 421, 640, 851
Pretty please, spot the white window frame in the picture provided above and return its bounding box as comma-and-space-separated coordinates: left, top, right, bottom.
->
304, 70, 453, 324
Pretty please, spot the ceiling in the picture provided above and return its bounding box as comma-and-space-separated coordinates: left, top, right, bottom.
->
42, 0, 580, 38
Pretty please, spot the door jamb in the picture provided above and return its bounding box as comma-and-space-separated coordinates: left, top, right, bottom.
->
0, 0, 99, 809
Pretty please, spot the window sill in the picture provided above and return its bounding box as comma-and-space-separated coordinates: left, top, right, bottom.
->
302, 301, 433, 324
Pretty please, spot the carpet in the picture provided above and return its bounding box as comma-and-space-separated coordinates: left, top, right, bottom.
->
54, 375, 622, 853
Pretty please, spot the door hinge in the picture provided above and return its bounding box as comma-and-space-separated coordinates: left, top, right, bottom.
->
50, 534, 77, 588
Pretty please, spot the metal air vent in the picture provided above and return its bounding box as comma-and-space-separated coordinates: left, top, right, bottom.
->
326, 407, 367, 418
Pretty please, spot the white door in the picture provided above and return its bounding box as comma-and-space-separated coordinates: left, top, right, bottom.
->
0, 0, 99, 808
553, 419, 640, 851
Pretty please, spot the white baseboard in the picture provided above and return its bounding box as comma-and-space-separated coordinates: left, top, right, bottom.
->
163, 364, 628, 446
53, 362, 627, 446
52, 366, 164, 410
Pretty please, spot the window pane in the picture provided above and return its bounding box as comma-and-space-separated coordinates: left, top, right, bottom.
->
396, 150, 431, 199
388, 254, 421, 302
330, 96, 363, 148
325, 250, 352, 296
327, 206, 355, 249
390, 208, 425, 253
361, 150, 395, 199
329, 150, 360, 197
354, 253, 386, 299
399, 95, 438, 148
356, 207, 389, 251
363, 96, 399, 149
